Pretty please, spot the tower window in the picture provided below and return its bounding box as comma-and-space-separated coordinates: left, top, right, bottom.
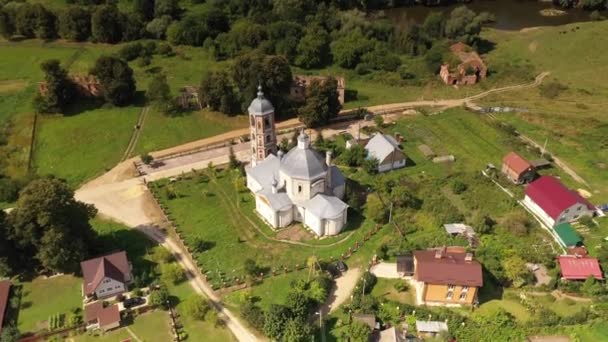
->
298, 185, 302, 193
266, 135, 271, 143
264, 117, 270, 127
250, 116, 254, 126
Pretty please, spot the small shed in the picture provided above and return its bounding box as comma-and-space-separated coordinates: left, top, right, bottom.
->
443, 223, 475, 237
554, 223, 582, 247
396, 255, 414, 276
416, 320, 448, 337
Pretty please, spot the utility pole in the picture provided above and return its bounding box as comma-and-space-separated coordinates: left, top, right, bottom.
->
542, 138, 548, 157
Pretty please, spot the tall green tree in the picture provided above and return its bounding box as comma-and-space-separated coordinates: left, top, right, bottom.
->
0, 324, 20, 342
263, 304, 291, 340
282, 318, 312, 342
58, 6, 91, 41
147, 73, 172, 112
330, 28, 374, 69
91, 5, 123, 43
340, 320, 371, 342
33, 59, 75, 114
295, 27, 330, 69
199, 70, 238, 115
0, 7, 15, 39
90, 56, 136, 106
133, 0, 155, 21
7, 178, 97, 273
298, 77, 341, 128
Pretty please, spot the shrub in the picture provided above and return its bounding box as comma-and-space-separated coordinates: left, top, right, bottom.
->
118, 42, 143, 61
160, 263, 185, 285
451, 180, 468, 194
539, 81, 567, 99
141, 153, 154, 165
184, 295, 211, 320
393, 281, 409, 292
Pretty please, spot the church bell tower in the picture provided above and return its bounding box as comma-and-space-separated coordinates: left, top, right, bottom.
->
248, 85, 277, 166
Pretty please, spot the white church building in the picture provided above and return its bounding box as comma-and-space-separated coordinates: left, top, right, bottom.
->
245, 86, 348, 237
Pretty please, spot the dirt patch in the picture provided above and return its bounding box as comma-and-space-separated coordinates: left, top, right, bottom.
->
520, 27, 540, 33
276, 225, 314, 241
0, 80, 27, 93
528, 41, 538, 53
577, 188, 592, 198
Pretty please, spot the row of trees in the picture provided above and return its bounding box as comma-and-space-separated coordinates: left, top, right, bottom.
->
553, 0, 608, 10
34, 56, 136, 114
0, 177, 98, 276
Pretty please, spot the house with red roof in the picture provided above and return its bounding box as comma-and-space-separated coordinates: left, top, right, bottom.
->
84, 301, 121, 331
502, 152, 535, 184
81, 251, 132, 299
0, 280, 11, 333
557, 255, 603, 281
523, 176, 595, 227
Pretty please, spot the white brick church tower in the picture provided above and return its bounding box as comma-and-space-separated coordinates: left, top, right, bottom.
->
248, 85, 277, 166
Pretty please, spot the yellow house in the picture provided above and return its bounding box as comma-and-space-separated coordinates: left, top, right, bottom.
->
413, 248, 483, 306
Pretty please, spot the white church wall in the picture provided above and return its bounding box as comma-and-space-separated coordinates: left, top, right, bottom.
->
256, 196, 278, 228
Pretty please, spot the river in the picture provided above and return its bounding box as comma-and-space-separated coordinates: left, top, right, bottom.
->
385, 0, 596, 31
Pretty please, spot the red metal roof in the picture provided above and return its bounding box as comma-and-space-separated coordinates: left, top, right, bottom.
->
503, 152, 533, 176
525, 176, 594, 220
81, 251, 130, 295
414, 249, 483, 287
84, 302, 120, 327
0, 280, 10, 332
558, 255, 603, 280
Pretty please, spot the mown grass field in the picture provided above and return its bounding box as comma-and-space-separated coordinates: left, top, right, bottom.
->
479, 21, 608, 201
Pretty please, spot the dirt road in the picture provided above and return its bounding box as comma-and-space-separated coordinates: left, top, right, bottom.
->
321, 268, 362, 315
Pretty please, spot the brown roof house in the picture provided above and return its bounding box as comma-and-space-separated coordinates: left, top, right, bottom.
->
502, 152, 536, 184
413, 247, 483, 306
84, 301, 121, 332
289, 75, 346, 104
439, 42, 487, 86
81, 251, 133, 299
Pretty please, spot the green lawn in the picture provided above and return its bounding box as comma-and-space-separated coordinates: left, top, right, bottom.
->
34, 105, 141, 186
17, 275, 82, 334
73, 310, 172, 342
133, 108, 248, 155
370, 278, 415, 305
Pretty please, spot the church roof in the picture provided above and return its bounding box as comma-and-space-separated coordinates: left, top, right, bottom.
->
248, 85, 274, 116
258, 188, 293, 211
303, 194, 348, 220
246, 154, 280, 189
280, 132, 328, 180
330, 166, 345, 188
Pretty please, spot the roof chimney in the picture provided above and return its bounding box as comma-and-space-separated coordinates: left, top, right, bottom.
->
271, 178, 278, 194
326, 150, 332, 167
465, 252, 473, 262
434, 249, 443, 259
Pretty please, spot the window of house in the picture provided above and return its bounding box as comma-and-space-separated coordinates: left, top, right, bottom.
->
459, 292, 467, 300
447, 284, 455, 291
298, 185, 302, 193
573, 215, 579, 219
565, 209, 570, 213
462, 286, 469, 292
446, 292, 453, 300
577, 206, 582, 211
264, 118, 270, 127
99, 289, 104, 293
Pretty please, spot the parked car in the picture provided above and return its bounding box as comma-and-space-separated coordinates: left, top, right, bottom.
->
124, 297, 145, 309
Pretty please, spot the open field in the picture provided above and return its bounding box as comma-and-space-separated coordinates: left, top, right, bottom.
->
72, 310, 172, 342
478, 21, 608, 201
370, 278, 415, 305
17, 275, 82, 334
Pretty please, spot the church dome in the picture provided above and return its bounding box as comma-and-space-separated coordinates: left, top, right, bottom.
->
248, 85, 274, 116
280, 131, 327, 180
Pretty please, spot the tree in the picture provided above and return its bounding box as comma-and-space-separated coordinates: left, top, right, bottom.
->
199, 70, 238, 115
363, 157, 379, 175
444, 6, 484, 45
581, 276, 605, 297
340, 320, 371, 342
501, 255, 528, 287
285, 291, 312, 320
148, 286, 170, 309
121, 12, 144, 41
0, 211, 15, 277
150, 245, 172, 263
154, 0, 180, 19
14, 4, 38, 38
282, 318, 312, 342
243, 258, 260, 277
452, 180, 468, 194
341, 144, 367, 167
58, 6, 91, 41
161, 262, 185, 284
0, 8, 16, 39
502, 211, 531, 236
141, 153, 154, 165
147, 73, 172, 111
298, 77, 341, 128
184, 295, 211, 320
366, 193, 388, 224
295, 27, 330, 69
31, 4, 56, 39
228, 147, 240, 169
373, 114, 384, 128
330, 29, 374, 69
167, 8, 228, 46
145, 15, 172, 39
133, 0, 155, 21
267, 21, 303, 61
91, 5, 123, 44
90, 56, 136, 106
0, 324, 20, 342
422, 11, 444, 40
263, 304, 290, 340
33, 59, 75, 114
579, 0, 607, 10
7, 177, 97, 273
241, 301, 264, 330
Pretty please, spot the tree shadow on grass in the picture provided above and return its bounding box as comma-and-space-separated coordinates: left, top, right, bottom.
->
475, 38, 496, 55
62, 97, 105, 116
92, 227, 157, 279
477, 267, 504, 304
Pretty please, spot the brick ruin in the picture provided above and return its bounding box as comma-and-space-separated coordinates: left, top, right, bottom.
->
439, 42, 488, 86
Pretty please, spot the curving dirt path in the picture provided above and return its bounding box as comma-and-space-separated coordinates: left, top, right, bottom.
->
321, 268, 362, 315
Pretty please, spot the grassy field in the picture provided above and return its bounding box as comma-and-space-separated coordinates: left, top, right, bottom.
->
133, 108, 248, 155
370, 278, 415, 305
34, 105, 141, 186
478, 21, 608, 201
73, 310, 172, 342
17, 275, 82, 334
